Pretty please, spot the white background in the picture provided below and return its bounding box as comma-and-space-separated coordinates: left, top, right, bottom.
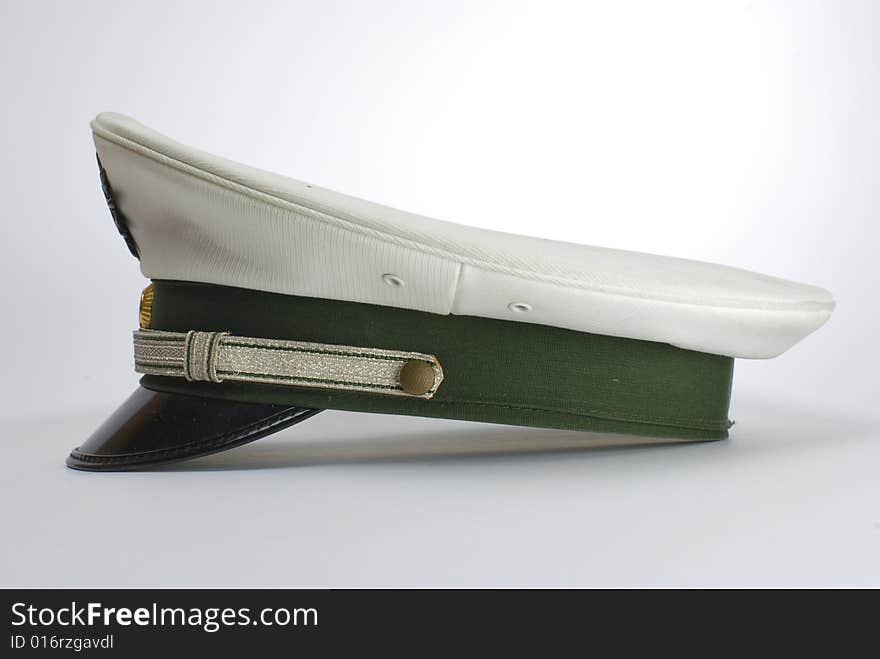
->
1, 0, 877, 586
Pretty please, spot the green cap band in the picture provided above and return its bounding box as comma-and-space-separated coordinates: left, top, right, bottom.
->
141, 280, 734, 440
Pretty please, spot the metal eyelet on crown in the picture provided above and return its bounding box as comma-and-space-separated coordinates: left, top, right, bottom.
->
382, 273, 405, 288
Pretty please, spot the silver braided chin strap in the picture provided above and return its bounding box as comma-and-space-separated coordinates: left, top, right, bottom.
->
133, 329, 444, 399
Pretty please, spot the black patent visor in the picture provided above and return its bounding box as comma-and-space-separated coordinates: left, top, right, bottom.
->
67, 386, 322, 471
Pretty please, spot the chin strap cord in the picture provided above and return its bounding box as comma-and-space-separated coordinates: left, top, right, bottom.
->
132, 329, 444, 399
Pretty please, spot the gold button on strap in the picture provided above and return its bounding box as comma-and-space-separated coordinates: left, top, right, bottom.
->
399, 359, 437, 396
